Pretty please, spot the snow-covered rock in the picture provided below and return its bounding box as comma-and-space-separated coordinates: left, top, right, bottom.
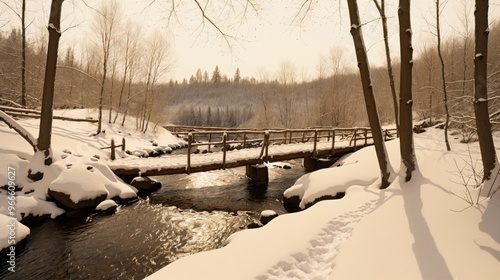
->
0, 213, 29, 251
95, 199, 118, 214
260, 210, 278, 225
130, 176, 162, 192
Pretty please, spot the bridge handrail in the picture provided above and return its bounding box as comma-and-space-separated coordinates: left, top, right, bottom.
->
182, 127, 397, 174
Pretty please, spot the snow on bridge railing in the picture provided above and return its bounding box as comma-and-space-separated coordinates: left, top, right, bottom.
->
182, 127, 397, 175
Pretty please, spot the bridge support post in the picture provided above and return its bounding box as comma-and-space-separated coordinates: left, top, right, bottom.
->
246, 164, 268, 185
303, 157, 336, 172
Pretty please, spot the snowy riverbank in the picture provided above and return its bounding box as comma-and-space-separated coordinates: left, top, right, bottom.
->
148, 127, 500, 279
0, 109, 184, 252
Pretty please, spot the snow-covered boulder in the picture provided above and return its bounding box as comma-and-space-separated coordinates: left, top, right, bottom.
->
130, 176, 162, 192
260, 210, 278, 225
0, 213, 29, 252
0, 154, 30, 191
46, 152, 137, 209
95, 199, 118, 214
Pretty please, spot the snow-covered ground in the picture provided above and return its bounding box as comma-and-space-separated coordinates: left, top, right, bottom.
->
147, 127, 500, 279
0, 109, 184, 251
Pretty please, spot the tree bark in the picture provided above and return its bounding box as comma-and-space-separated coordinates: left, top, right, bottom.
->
398, 0, 416, 181
348, 0, 393, 189
436, 0, 451, 151
474, 0, 496, 181
373, 0, 399, 135
38, 0, 64, 165
21, 0, 26, 107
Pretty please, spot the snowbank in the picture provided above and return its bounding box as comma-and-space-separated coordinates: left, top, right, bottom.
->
0, 108, 183, 248
147, 128, 500, 279
284, 139, 400, 209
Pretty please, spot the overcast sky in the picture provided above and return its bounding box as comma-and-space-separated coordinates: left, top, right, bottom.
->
2, 0, 500, 81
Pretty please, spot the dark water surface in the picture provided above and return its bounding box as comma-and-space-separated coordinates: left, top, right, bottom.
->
0, 160, 305, 280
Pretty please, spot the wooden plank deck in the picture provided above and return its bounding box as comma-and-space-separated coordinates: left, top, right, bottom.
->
108, 127, 396, 177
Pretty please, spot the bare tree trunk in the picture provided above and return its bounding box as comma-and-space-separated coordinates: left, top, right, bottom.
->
373, 0, 399, 134
121, 73, 133, 126
114, 59, 128, 124
428, 64, 433, 123
474, 0, 496, 181
144, 88, 155, 132
21, 0, 26, 107
96, 64, 107, 134
38, 0, 64, 166
108, 60, 117, 123
436, 0, 451, 151
398, 0, 416, 181
348, 0, 393, 189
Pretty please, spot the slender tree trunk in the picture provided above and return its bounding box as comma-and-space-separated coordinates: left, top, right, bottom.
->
398, 0, 416, 181
144, 88, 155, 132
114, 60, 129, 124
348, 0, 393, 189
436, 0, 451, 151
21, 0, 26, 107
474, 0, 496, 181
108, 63, 116, 123
121, 73, 133, 126
428, 67, 433, 123
373, 0, 399, 135
38, 0, 64, 166
96, 63, 107, 134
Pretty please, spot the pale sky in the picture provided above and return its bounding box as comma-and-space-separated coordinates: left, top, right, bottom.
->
2, 0, 500, 81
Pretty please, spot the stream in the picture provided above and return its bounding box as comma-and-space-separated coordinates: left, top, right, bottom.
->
0, 160, 305, 280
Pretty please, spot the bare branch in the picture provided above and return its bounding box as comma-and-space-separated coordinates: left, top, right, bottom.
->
0, 110, 37, 151
192, 0, 234, 47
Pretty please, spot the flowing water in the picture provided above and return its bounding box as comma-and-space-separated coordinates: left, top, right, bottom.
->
0, 160, 305, 280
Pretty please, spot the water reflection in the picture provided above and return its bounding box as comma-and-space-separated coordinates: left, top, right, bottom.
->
0, 200, 255, 280
0, 160, 304, 279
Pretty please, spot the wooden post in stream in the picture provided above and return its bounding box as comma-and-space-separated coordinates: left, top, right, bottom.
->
331, 129, 336, 155
353, 128, 358, 150
264, 131, 269, 161
222, 132, 227, 169
110, 139, 115, 160
207, 133, 212, 153
187, 133, 192, 174
313, 130, 318, 157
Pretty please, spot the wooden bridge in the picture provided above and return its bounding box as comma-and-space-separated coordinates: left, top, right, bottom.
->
109, 126, 396, 181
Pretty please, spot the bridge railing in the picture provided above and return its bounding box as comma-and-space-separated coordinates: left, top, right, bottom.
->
183, 127, 397, 174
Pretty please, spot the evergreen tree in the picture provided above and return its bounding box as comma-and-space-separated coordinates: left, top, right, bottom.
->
188, 105, 196, 126
234, 68, 241, 83
214, 107, 222, 127
203, 70, 209, 83
212, 65, 221, 85
205, 106, 213, 126
195, 68, 203, 83
196, 106, 203, 126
